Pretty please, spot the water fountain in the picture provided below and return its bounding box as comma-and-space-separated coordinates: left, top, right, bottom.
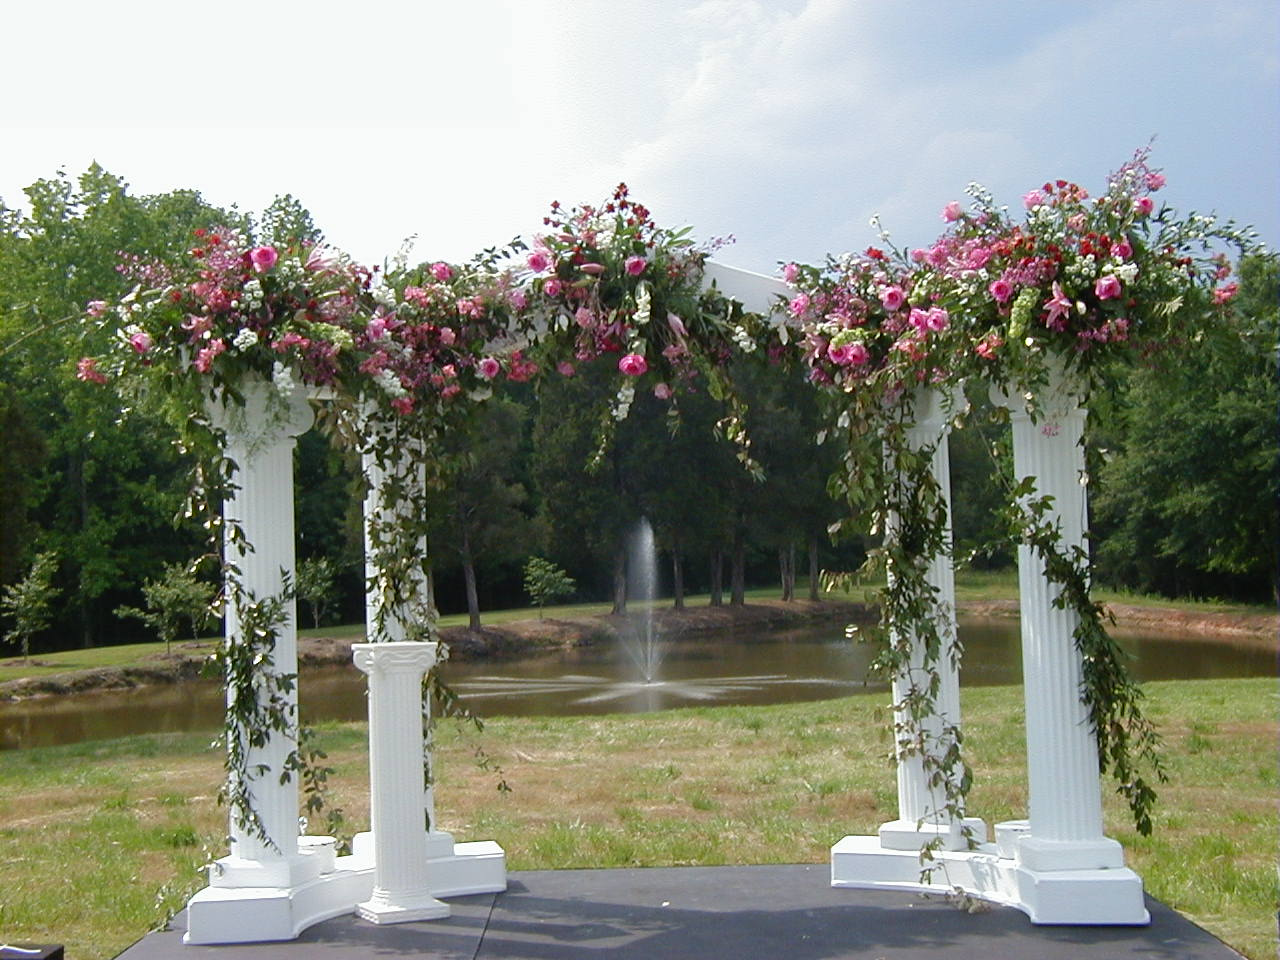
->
624, 518, 664, 685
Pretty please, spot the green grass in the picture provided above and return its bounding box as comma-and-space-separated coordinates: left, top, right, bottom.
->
0, 678, 1274, 959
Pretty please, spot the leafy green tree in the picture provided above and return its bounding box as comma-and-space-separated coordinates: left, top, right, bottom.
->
114, 561, 214, 655
522, 557, 576, 616
1092, 254, 1279, 603
296, 557, 341, 630
1, 551, 60, 662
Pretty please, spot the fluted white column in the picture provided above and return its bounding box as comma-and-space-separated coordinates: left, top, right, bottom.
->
208, 379, 319, 887
878, 387, 973, 851
992, 366, 1124, 872
353, 642, 450, 922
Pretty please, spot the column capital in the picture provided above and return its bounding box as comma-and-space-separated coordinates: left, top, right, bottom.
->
989, 354, 1086, 425
207, 376, 315, 448
353, 641, 439, 677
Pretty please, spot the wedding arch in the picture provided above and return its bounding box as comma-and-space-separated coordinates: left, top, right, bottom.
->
79, 157, 1258, 943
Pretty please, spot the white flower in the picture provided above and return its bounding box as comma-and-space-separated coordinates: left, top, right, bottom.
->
1114, 261, 1139, 283
374, 368, 406, 398
272, 361, 296, 398
634, 283, 652, 326
232, 328, 259, 351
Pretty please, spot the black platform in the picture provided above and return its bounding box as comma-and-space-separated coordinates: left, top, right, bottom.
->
116, 864, 1245, 959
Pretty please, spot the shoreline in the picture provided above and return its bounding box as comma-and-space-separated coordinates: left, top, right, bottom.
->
1, 597, 1273, 702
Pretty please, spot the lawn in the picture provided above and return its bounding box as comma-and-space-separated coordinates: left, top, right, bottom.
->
0, 677, 1273, 959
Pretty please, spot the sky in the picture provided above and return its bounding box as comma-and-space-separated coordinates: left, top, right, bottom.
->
1, 0, 1276, 276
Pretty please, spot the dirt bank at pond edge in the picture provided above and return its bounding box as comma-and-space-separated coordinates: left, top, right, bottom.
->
2, 597, 1273, 702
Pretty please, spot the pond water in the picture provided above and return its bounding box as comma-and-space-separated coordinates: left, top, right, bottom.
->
0, 617, 1271, 751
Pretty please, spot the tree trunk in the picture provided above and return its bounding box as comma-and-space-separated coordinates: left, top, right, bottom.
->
611, 546, 627, 615
730, 528, 746, 606
672, 552, 685, 609
709, 549, 723, 607
74, 447, 94, 648
779, 544, 796, 602
461, 531, 481, 631
808, 534, 820, 601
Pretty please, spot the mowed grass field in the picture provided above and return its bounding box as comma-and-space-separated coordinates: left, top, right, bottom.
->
0, 677, 1274, 959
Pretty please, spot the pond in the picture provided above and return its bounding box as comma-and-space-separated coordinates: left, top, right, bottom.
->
0, 617, 1271, 750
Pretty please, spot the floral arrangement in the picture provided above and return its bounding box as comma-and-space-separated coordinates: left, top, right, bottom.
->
913, 147, 1257, 392
518, 183, 740, 419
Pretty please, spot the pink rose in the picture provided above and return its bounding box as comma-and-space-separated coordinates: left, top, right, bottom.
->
579, 263, 605, 275
441, 364, 457, 379
479, 356, 501, 379
624, 255, 647, 276
618, 353, 648, 376
249, 246, 278, 274
575, 307, 595, 328
781, 262, 800, 283
878, 285, 905, 311
653, 382, 672, 400
556, 361, 576, 377
1095, 275, 1122, 300
430, 261, 453, 281
942, 201, 963, 222
1144, 172, 1166, 191
509, 289, 528, 310
788, 293, 811, 319
526, 249, 551, 273
76, 356, 108, 384
924, 307, 948, 332
988, 279, 1014, 303
194, 339, 227, 373
128, 330, 152, 354
1134, 196, 1154, 216
438, 327, 456, 346
86, 300, 109, 317
828, 342, 854, 365
1212, 283, 1238, 304
847, 342, 870, 366
1112, 238, 1133, 260
910, 248, 927, 263
908, 308, 931, 333
391, 396, 414, 416
1022, 189, 1045, 210
544, 278, 563, 297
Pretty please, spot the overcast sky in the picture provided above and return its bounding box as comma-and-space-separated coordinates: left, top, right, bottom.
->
2, 0, 1276, 274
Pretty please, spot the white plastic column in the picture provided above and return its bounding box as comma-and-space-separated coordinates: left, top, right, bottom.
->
878, 387, 981, 851
992, 368, 1125, 872
208, 379, 318, 887
353, 642, 450, 922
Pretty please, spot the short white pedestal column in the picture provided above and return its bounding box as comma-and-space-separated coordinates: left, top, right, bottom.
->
188, 380, 374, 944
353, 643, 450, 923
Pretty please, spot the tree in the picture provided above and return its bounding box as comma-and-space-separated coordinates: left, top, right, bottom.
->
522, 557, 576, 617
296, 557, 341, 630
1, 551, 60, 662
114, 561, 214, 655
0, 383, 46, 585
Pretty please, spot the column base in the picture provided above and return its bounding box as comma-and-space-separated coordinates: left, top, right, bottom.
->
351, 832, 507, 898
1015, 834, 1126, 872
878, 817, 989, 852
831, 834, 1149, 925
208, 850, 324, 889
356, 889, 450, 924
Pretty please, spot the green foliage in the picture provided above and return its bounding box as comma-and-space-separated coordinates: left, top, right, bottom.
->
0, 550, 60, 661
296, 557, 340, 630
522, 557, 576, 616
114, 561, 214, 655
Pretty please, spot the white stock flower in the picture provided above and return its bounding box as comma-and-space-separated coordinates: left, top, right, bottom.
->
232, 328, 260, 351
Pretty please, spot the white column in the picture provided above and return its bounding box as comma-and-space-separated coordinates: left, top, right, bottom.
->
992, 367, 1125, 872
353, 642, 450, 922
878, 387, 981, 851
208, 378, 319, 888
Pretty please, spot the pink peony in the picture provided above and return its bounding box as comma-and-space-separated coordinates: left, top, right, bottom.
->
878, 285, 906, 311
86, 300, 109, 317
544, 278, 563, 297
249, 246, 278, 274
988, 279, 1014, 303
526, 249, 551, 273
76, 356, 108, 384
479, 356, 501, 379
1212, 283, 1238, 304
624, 255, 647, 276
942, 201, 963, 222
782, 262, 800, 283
1022, 189, 1045, 210
1134, 196, 1154, 216
1095, 275, 1122, 300
653, 382, 672, 400
430, 261, 453, 281
128, 330, 152, 354
1144, 172, 1166, 191
618, 353, 648, 376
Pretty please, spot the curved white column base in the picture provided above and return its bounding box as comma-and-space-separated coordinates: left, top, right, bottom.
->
356, 889, 450, 924
878, 817, 988, 852
831, 834, 1149, 925
184, 837, 505, 944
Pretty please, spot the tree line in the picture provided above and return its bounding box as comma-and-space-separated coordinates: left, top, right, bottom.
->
1, 167, 1274, 654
